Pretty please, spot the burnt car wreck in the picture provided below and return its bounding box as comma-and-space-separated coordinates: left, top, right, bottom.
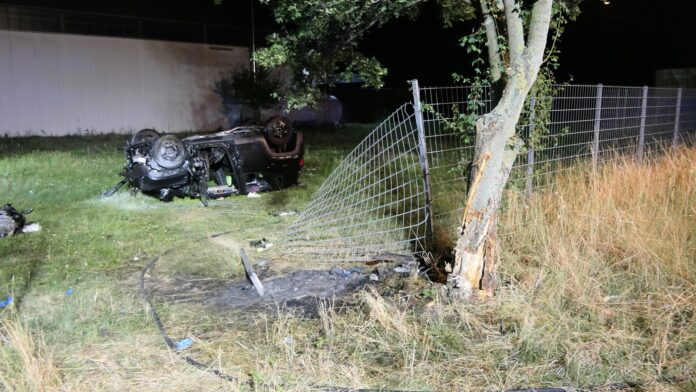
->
105, 116, 304, 205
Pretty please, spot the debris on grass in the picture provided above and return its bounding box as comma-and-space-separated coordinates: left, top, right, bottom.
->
239, 249, 265, 297
0, 296, 13, 309
247, 192, 261, 199
0, 204, 38, 238
330, 267, 363, 278
175, 337, 194, 350
249, 238, 272, 251
64, 288, 73, 297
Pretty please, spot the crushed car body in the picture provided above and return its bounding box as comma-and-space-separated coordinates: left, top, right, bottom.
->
107, 116, 304, 205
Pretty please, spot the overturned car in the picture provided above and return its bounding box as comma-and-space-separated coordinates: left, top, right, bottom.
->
107, 116, 304, 205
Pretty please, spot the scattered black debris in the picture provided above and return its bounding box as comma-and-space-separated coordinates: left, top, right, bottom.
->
249, 238, 273, 251
100, 178, 127, 198
0, 204, 40, 238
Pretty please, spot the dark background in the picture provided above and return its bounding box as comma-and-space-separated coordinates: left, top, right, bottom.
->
4, 0, 696, 87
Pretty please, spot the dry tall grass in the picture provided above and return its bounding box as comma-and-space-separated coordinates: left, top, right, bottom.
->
3, 148, 694, 391
231, 148, 695, 390
0, 318, 62, 391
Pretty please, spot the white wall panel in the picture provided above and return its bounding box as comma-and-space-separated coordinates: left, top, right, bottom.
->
0, 30, 248, 136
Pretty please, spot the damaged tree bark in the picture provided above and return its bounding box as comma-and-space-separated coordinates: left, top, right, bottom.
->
449, 0, 553, 298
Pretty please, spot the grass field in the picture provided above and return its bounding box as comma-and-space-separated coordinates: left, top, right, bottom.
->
1, 129, 694, 391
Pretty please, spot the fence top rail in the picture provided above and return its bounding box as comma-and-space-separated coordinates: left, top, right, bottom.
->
419, 83, 696, 94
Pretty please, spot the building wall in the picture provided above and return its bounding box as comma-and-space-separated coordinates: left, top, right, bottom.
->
0, 30, 249, 136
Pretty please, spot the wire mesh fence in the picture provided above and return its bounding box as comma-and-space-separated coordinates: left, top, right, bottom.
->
286, 82, 696, 263
286, 104, 428, 262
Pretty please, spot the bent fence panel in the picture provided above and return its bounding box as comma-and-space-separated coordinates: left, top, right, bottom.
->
285, 83, 696, 263
286, 104, 428, 262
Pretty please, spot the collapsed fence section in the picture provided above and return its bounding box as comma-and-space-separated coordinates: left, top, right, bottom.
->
286, 104, 428, 262
286, 82, 696, 263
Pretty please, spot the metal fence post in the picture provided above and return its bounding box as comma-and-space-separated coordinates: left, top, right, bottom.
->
410, 79, 434, 244
592, 84, 603, 172
526, 96, 536, 200
637, 86, 648, 165
673, 88, 683, 148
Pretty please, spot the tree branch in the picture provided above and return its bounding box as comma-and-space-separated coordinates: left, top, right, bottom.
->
346, 0, 427, 44
479, 0, 502, 83
502, 0, 524, 64
525, 0, 553, 70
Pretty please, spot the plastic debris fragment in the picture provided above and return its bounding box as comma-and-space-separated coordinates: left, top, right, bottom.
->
175, 337, 193, 350
65, 288, 74, 297
0, 296, 13, 309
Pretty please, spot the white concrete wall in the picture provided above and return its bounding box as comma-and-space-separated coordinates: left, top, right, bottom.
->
0, 30, 249, 136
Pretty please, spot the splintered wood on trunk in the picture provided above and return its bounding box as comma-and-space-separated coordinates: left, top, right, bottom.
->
449, 0, 553, 299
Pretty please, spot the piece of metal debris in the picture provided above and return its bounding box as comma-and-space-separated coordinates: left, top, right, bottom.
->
240, 249, 265, 297
369, 273, 379, 282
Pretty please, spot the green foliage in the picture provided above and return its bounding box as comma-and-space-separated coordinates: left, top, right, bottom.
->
438, 0, 478, 27
213, 67, 281, 122
255, 0, 426, 108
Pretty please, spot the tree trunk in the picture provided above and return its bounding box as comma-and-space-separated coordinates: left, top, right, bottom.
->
449, 0, 553, 298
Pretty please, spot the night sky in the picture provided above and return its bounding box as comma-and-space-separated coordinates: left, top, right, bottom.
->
5, 0, 696, 87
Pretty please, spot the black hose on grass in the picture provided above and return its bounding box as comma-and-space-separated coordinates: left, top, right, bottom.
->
139, 256, 243, 384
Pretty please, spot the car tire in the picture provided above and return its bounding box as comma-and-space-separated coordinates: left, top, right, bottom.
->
131, 128, 161, 145
151, 135, 187, 169
263, 116, 294, 147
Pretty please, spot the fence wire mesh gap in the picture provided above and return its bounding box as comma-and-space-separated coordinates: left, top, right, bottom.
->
286, 104, 429, 262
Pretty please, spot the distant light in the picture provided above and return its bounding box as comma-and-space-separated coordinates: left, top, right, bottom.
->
602, 0, 610, 4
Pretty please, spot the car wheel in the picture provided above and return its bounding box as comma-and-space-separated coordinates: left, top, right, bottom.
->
131, 129, 161, 145
263, 116, 294, 147
151, 135, 187, 169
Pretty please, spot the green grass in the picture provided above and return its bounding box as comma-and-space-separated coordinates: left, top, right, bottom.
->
1, 130, 694, 391
0, 124, 374, 303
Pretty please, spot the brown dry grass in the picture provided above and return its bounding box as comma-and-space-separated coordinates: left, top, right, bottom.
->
2, 147, 694, 391
0, 318, 62, 391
